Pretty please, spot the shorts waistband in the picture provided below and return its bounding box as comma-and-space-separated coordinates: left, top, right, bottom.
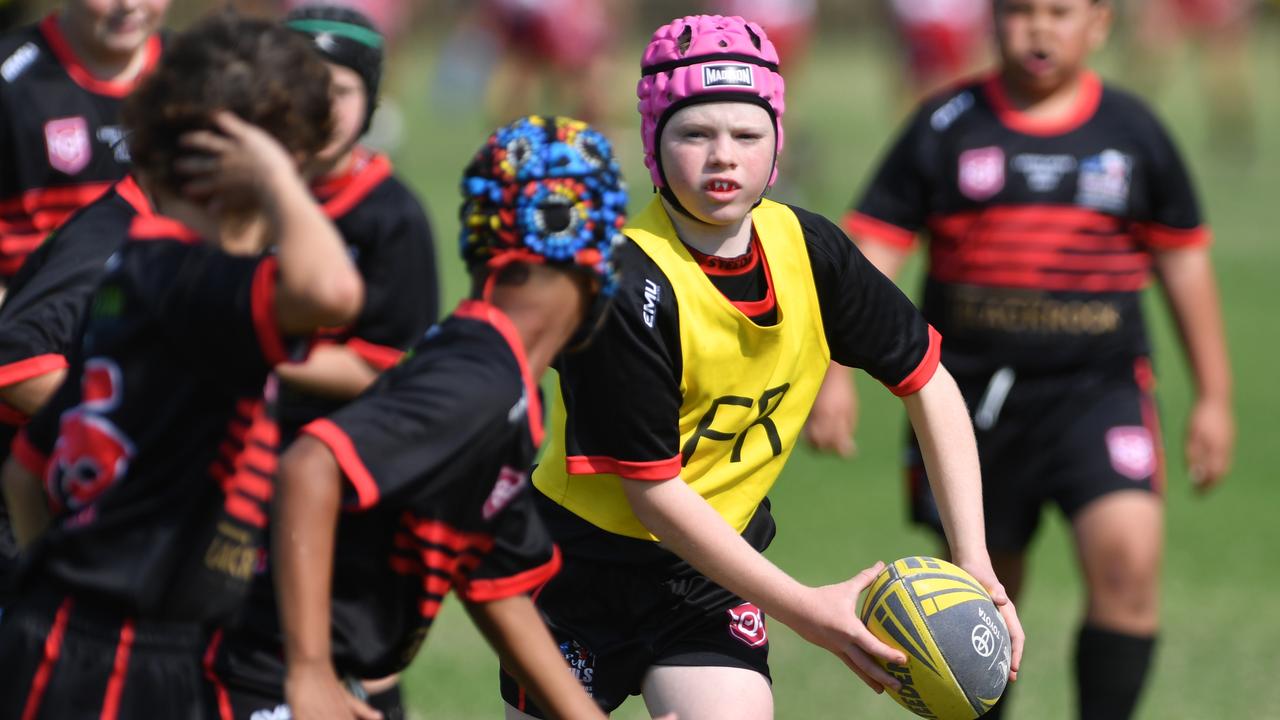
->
13, 581, 209, 651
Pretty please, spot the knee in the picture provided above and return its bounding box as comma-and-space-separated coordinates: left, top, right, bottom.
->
1087, 546, 1162, 623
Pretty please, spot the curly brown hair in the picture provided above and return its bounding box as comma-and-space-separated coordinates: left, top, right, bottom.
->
123, 13, 333, 192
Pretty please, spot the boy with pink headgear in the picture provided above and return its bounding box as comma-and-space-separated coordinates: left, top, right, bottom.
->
501, 14, 1024, 719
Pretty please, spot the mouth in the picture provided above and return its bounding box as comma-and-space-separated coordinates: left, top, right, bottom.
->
1024, 49, 1054, 73
703, 178, 742, 194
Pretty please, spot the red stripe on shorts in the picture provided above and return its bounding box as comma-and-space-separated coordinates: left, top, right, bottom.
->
99, 619, 136, 720
21, 596, 74, 720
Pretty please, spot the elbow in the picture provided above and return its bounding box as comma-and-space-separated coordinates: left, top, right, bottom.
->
310, 270, 365, 328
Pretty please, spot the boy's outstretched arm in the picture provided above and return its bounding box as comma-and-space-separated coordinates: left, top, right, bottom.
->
464, 595, 607, 720
901, 364, 1024, 681
274, 437, 381, 720
1154, 245, 1234, 492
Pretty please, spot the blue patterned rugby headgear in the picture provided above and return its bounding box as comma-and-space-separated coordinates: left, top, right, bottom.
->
460, 116, 627, 297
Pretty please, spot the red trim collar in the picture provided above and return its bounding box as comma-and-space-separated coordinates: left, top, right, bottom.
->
453, 299, 544, 446
39, 13, 162, 98
114, 175, 154, 217
982, 71, 1102, 137
127, 215, 200, 244
685, 234, 761, 276
315, 149, 393, 220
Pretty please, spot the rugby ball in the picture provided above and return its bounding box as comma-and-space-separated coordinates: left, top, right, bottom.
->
859, 557, 1010, 719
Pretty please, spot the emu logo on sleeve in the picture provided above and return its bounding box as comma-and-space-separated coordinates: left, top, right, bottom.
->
1076, 150, 1132, 213
958, 146, 1005, 201
702, 63, 755, 88
45, 116, 91, 175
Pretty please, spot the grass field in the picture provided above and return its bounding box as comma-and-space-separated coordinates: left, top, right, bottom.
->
377, 21, 1280, 720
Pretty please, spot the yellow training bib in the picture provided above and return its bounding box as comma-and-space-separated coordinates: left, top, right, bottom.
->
536, 197, 831, 539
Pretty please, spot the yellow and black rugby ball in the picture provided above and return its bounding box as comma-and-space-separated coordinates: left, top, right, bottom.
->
860, 557, 1010, 719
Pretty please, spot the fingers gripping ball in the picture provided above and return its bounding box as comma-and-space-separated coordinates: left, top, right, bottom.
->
860, 557, 1011, 719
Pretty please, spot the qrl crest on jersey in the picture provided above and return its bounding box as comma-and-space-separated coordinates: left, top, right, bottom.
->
44, 116, 92, 175
958, 146, 1005, 201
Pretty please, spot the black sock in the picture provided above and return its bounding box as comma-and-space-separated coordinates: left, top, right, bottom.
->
366, 682, 405, 720
1075, 625, 1157, 720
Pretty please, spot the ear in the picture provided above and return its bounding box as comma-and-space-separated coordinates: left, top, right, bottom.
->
1087, 1, 1114, 52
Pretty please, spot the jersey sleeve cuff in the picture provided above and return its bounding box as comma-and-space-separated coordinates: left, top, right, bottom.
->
886, 325, 942, 397
0, 353, 68, 388
12, 429, 49, 477
565, 455, 681, 482
456, 546, 562, 603
843, 211, 917, 250
1139, 223, 1212, 250
301, 418, 381, 510
345, 337, 404, 371
251, 256, 291, 367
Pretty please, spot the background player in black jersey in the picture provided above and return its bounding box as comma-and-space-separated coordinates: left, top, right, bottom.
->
252, 116, 628, 720
216, 7, 438, 718
809, 1, 1234, 717
0, 0, 169, 289
0, 14, 363, 719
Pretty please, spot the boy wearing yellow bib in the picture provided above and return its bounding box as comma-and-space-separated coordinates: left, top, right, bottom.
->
500, 14, 1025, 720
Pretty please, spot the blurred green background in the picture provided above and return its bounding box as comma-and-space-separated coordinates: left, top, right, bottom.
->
13, 1, 1280, 717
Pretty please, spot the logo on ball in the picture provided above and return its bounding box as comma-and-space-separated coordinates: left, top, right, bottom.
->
971, 623, 995, 658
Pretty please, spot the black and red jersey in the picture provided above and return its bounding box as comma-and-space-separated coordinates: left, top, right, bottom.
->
847, 72, 1210, 376
276, 148, 439, 441
13, 215, 298, 624
0, 14, 161, 279
215, 300, 559, 690
0, 175, 150, 603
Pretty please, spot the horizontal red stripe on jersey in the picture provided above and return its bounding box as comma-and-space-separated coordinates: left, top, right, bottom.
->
929, 245, 1153, 274
887, 325, 942, 397
225, 494, 268, 528
406, 516, 496, 556
418, 598, 443, 619
458, 546, 563, 603
388, 554, 426, 576
0, 354, 69, 388
421, 573, 453, 597
0, 182, 114, 216
928, 205, 1126, 236
1136, 223, 1211, 250
844, 211, 917, 250
565, 454, 682, 482
0, 234, 46, 274
345, 337, 404, 371
304, 418, 380, 510
930, 266, 1149, 292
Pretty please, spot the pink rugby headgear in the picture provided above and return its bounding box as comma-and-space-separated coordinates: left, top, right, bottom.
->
637, 15, 786, 189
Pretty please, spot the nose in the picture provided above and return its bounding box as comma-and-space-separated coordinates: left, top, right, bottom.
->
707, 132, 736, 169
